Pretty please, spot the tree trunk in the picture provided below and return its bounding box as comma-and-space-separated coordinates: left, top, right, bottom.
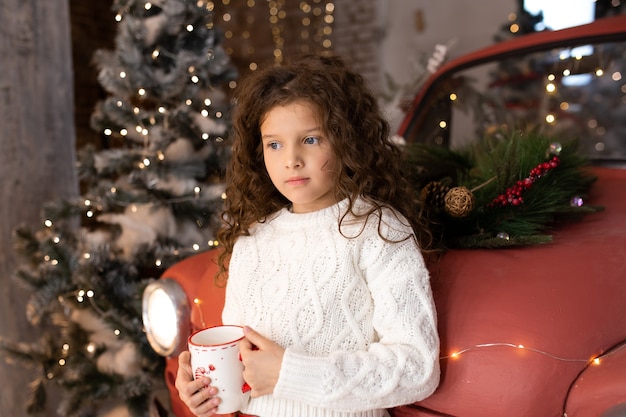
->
0, 1, 78, 416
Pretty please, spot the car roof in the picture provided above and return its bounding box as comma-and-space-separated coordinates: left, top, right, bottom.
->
398, 14, 626, 136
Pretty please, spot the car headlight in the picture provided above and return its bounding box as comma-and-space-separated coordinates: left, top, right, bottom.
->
142, 278, 190, 357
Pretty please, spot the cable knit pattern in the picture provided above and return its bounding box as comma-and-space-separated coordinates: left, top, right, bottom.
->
222, 198, 440, 417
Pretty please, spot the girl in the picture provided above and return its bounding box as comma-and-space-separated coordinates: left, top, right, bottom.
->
175, 54, 440, 417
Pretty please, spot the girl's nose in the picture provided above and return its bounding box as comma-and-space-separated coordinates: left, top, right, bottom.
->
285, 148, 303, 168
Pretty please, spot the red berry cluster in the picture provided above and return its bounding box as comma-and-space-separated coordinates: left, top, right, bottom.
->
490, 155, 561, 207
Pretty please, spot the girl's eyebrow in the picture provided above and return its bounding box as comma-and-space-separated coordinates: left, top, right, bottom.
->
261, 127, 323, 141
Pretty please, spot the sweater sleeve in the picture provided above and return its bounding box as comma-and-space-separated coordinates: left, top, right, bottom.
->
272, 220, 440, 411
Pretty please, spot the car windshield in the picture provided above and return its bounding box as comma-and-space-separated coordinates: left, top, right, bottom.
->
402, 39, 626, 167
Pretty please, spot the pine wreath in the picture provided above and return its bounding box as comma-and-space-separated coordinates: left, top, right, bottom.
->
402, 130, 603, 249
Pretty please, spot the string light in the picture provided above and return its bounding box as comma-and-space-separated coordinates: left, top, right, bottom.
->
193, 298, 207, 328
217, 1, 333, 67
440, 342, 621, 366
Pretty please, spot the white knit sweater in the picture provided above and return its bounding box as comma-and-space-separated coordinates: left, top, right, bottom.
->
222, 198, 440, 417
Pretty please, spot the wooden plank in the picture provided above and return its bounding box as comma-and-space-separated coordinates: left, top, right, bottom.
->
0, 0, 78, 416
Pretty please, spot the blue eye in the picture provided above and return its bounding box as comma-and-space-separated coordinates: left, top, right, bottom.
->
268, 142, 282, 150
304, 136, 319, 145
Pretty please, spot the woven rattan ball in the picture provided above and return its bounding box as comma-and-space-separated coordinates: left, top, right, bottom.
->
444, 186, 475, 217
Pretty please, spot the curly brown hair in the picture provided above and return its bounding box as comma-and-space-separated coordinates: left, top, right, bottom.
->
217, 54, 433, 278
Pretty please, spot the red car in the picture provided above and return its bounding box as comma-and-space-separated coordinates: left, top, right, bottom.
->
142, 14, 626, 417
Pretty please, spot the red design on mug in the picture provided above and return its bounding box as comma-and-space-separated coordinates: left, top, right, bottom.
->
195, 367, 207, 379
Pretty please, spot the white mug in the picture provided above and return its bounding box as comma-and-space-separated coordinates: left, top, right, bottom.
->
188, 325, 251, 414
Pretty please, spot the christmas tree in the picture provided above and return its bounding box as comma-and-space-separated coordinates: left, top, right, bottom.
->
1, 1, 237, 416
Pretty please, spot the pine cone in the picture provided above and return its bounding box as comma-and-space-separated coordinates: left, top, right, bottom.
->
420, 181, 450, 208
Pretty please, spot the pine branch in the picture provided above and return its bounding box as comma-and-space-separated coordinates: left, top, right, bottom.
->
406, 130, 603, 249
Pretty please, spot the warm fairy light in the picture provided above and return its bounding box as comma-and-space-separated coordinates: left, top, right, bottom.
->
193, 244, 200, 251
120, 71, 126, 78
194, 298, 201, 305
120, 128, 128, 136
439, 120, 447, 129
145, 2, 152, 10
546, 82, 556, 93
143, 157, 151, 166
83, 253, 91, 259
185, 99, 192, 105
186, 24, 194, 32
443, 343, 596, 363
115, 14, 122, 22
545, 114, 556, 124
138, 88, 146, 96
133, 107, 140, 114
59, 359, 66, 366
191, 75, 199, 83
155, 259, 162, 267
592, 357, 601, 365
104, 128, 112, 136
563, 69, 571, 76
547, 73, 556, 81
158, 106, 166, 113
114, 329, 121, 336
201, 109, 209, 117
510, 23, 520, 33
86, 210, 94, 218
449, 93, 457, 101
44, 219, 53, 227
596, 69, 604, 76
204, 98, 212, 106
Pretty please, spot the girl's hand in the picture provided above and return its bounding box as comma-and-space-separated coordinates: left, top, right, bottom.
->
240, 326, 285, 397
175, 351, 222, 416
